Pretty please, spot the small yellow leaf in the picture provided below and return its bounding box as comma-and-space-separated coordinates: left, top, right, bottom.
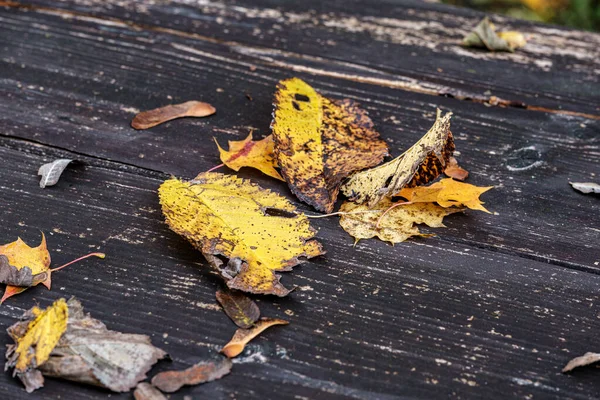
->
215, 133, 284, 181
221, 318, 289, 358
342, 109, 454, 207
272, 78, 388, 213
14, 298, 68, 372
398, 179, 493, 213
158, 172, 324, 296
339, 198, 461, 244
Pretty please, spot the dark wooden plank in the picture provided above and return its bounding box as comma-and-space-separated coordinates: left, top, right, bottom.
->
0, 6, 599, 271
1, 137, 600, 399
6, 0, 600, 117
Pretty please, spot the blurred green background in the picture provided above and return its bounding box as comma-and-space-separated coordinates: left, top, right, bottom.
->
442, 0, 600, 30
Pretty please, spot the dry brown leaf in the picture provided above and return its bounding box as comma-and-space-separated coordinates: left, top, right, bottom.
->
339, 198, 462, 244
341, 109, 454, 207
151, 357, 232, 393
562, 352, 600, 373
131, 101, 216, 129
6, 297, 167, 392
216, 289, 260, 329
221, 318, 289, 358
272, 77, 388, 212
134, 383, 167, 400
215, 133, 284, 181
158, 172, 324, 296
444, 157, 469, 181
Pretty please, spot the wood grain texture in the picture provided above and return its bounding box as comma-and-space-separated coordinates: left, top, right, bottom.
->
0, 0, 599, 398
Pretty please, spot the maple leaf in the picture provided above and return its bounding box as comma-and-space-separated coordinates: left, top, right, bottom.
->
341, 109, 455, 207
0, 234, 104, 303
398, 179, 493, 213
339, 198, 462, 244
6, 298, 167, 393
216, 288, 260, 328
271, 77, 389, 213
158, 172, 324, 296
215, 132, 284, 181
131, 100, 216, 130
221, 318, 289, 358
151, 357, 232, 393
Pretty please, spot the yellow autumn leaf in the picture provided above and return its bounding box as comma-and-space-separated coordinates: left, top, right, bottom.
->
339, 198, 462, 244
341, 109, 454, 207
0, 234, 51, 303
13, 298, 68, 372
398, 178, 493, 213
158, 172, 324, 296
272, 77, 388, 213
215, 133, 284, 181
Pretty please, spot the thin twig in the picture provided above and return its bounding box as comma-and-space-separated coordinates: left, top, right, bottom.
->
207, 163, 224, 172
50, 252, 105, 272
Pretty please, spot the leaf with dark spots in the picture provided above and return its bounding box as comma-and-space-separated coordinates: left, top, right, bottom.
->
158, 172, 324, 296
151, 357, 232, 393
131, 100, 215, 129
272, 77, 389, 213
216, 289, 260, 328
221, 318, 289, 358
38, 159, 74, 188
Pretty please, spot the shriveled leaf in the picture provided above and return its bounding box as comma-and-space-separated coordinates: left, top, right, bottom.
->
221, 318, 289, 358
131, 101, 216, 129
0, 234, 51, 303
562, 352, 600, 373
272, 77, 389, 213
158, 172, 324, 296
134, 383, 167, 400
38, 159, 74, 188
462, 18, 525, 52
8, 299, 69, 375
216, 133, 284, 181
0, 255, 47, 287
444, 157, 469, 181
151, 357, 232, 393
342, 109, 454, 207
339, 198, 462, 244
398, 179, 493, 213
570, 182, 600, 194
216, 289, 260, 328
9, 297, 168, 392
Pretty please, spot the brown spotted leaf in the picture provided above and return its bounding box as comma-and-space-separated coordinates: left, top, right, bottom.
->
131, 101, 215, 130
221, 318, 289, 358
216, 289, 260, 328
272, 77, 389, 213
341, 109, 454, 207
151, 357, 232, 393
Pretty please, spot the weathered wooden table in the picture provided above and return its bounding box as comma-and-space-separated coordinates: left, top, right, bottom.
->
1, 0, 599, 398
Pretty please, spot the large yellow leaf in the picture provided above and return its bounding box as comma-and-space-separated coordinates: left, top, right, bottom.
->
12, 298, 68, 372
398, 179, 493, 213
339, 198, 461, 244
342, 109, 454, 207
271, 77, 388, 213
158, 172, 324, 296
215, 133, 284, 181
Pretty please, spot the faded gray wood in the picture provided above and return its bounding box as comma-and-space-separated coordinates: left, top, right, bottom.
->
0, 0, 599, 399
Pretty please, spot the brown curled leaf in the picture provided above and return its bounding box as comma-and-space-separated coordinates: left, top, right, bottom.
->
444, 157, 469, 181
216, 289, 260, 329
562, 352, 600, 373
272, 78, 389, 213
131, 101, 216, 130
151, 357, 232, 393
134, 383, 167, 400
221, 318, 289, 358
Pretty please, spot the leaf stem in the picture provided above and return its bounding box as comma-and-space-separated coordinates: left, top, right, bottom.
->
49, 252, 105, 272
375, 201, 413, 228
207, 163, 224, 172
